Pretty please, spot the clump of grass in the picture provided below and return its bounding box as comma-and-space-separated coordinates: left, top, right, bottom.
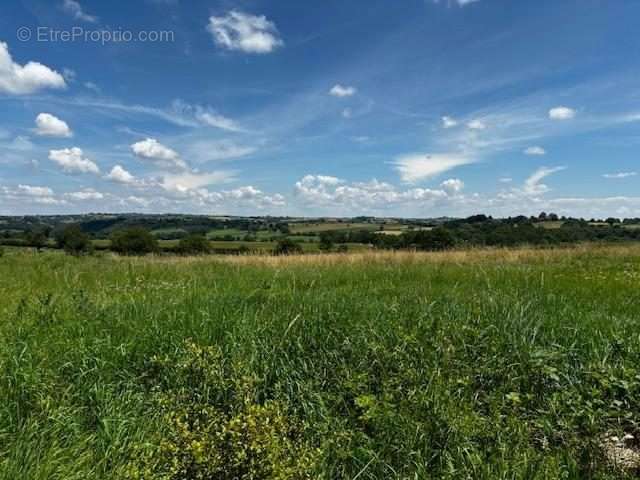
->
2, 245, 640, 478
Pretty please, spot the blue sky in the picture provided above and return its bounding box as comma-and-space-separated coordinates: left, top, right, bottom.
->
1, 0, 639, 218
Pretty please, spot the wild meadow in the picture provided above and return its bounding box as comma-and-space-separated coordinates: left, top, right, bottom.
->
1, 245, 640, 479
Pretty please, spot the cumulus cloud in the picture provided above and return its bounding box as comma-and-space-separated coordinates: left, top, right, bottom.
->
524, 146, 546, 156
62, 0, 98, 22
65, 189, 104, 201
105, 165, 138, 185
222, 186, 285, 209
549, 106, 576, 120
0, 184, 65, 206
18, 184, 54, 197
49, 147, 100, 174
603, 171, 637, 179
442, 116, 458, 128
35, 113, 73, 137
329, 84, 357, 97
131, 138, 188, 170
294, 174, 455, 211
440, 178, 464, 193
160, 170, 234, 193
207, 11, 283, 54
393, 153, 473, 183
0, 42, 66, 95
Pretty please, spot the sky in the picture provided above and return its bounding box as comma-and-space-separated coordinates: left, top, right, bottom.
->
1, 0, 639, 218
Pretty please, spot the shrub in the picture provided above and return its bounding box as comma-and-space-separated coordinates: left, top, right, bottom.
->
110, 227, 158, 255
55, 224, 93, 256
127, 341, 319, 480
177, 234, 211, 255
25, 228, 49, 251
274, 238, 303, 256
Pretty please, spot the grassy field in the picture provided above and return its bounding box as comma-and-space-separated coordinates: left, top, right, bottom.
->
2, 245, 640, 478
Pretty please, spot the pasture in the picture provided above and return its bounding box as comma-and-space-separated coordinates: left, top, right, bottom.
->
1, 245, 640, 479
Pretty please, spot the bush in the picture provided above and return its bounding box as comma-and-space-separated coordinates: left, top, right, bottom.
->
127, 341, 319, 480
25, 228, 49, 251
110, 227, 158, 255
177, 234, 211, 255
55, 224, 93, 256
274, 238, 303, 255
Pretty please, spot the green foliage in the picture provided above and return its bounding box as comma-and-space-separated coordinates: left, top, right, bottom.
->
126, 341, 319, 479
177, 234, 211, 255
110, 227, 158, 255
55, 224, 93, 255
2, 248, 640, 478
24, 227, 49, 251
273, 238, 303, 255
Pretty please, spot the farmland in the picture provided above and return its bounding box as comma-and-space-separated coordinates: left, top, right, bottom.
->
2, 245, 640, 478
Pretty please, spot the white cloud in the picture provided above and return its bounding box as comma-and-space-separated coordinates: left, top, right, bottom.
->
65, 189, 104, 201
549, 106, 576, 120
35, 113, 73, 137
207, 11, 283, 54
524, 146, 546, 156
467, 119, 486, 130
522, 166, 566, 196
49, 147, 100, 174
171, 100, 244, 132
105, 165, 138, 185
294, 175, 452, 211
222, 186, 286, 209
499, 177, 513, 183
195, 111, 243, 132
393, 153, 474, 183
18, 184, 54, 197
131, 138, 188, 170
329, 84, 357, 98
442, 116, 458, 128
62, 0, 98, 22
342, 108, 352, 119
440, 178, 464, 193
603, 171, 637, 179
160, 170, 234, 193
0, 42, 66, 95
0, 184, 66, 206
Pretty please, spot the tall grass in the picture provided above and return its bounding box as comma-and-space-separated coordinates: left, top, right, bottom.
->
1, 246, 640, 478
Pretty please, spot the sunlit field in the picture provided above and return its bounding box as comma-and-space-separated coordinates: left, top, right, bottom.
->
2, 245, 640, 479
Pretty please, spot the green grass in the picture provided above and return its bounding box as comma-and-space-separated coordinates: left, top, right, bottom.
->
1, 246, 640, 478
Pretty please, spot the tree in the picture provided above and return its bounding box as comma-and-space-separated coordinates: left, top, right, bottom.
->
110, 227, 158, 255
274, 238, 303, 255
25, 227, 49, 251
177, 234, 211, 255
318, 232, 334, 252
56, 224, 92, 255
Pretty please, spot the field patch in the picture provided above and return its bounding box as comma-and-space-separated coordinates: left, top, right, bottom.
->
2, 245, 640, 478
